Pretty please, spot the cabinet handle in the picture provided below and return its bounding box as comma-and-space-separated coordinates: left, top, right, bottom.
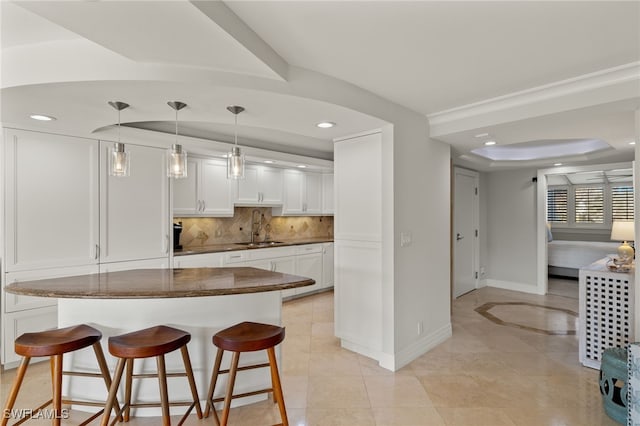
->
230, 254, 242, 259
95, 244, 100, 260
201, 201, 206, 212
165, 235, 170, 254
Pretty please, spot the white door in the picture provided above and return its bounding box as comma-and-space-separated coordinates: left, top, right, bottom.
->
453, 167, 479, 298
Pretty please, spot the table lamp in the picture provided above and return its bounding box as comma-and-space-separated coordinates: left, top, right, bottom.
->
611, 220, 635, 265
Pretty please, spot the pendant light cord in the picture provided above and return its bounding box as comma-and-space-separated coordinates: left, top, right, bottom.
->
117, 109, 121, 142
234, 114, 238, 146
175, 108, 178, 143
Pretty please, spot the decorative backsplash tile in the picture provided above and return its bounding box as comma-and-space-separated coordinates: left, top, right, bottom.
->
175, 207, 333, 248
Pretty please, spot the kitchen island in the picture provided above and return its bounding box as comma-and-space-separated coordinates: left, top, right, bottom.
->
4, 267, 313, 417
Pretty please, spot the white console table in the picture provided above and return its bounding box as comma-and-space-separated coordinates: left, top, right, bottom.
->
579, 258, 634, 369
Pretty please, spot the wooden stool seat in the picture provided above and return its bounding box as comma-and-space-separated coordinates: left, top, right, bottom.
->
15, 324, 102, 357
101, 325, 202, 426
213, 321, 285, 353
205, 322, 288, 426
109, 325, 191, 358
2, 324, 119, 426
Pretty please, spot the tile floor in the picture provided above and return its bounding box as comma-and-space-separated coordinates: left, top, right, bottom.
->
0, 286, 620, 425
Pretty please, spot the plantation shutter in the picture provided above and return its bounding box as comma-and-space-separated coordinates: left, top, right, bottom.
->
575, 186, 604, 223
547, 188, 568, 223
612, 185, 634, 221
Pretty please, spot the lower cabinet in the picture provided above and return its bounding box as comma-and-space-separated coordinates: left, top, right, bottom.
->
99, 257, 170, 273
295, 245, 323, 295
2, 306, 58, 366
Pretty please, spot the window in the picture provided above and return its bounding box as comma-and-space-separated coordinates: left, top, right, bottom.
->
575, 186, 604, 223
547, 188, 567, 223
612, 185, 634, 221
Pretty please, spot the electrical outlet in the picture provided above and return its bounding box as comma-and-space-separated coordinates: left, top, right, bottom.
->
401, 232, 412, 247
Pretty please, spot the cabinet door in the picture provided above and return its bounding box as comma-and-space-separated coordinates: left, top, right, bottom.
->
322, 243, 334, 288
99, 258, 170, 273
172, 158, 200, 215
304, 172, 323, 214
2, 306, 58, 366
296, 252, 323, 295
322, 174, 334, 215
260, 167, 284, 204
282, 170, 305, 214
236, 165, 260, 204
273, 257, 297, 299
5, 129, 99, 272
100, 143, 170, 263
201, 159, 233, 216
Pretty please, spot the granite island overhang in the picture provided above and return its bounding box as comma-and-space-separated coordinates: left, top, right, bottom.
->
4, 267, 314, 417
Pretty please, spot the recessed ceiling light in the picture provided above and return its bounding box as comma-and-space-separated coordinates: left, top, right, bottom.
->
554, 163, 563, 166
629, 141, 636, 145
474, 133, 489, 138
484, 140, 497, 146
297, 165, 307, 168
29, 114, 56, 121
316, 121, 335, 129
264, 160, 275, 164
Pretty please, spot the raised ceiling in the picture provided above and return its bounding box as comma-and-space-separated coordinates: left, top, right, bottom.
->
2, 1, 639, 170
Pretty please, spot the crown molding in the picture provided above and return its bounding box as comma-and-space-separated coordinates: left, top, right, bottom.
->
428, 62, 640, 137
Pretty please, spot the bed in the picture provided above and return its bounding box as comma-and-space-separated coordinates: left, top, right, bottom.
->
548, 240, 619, 278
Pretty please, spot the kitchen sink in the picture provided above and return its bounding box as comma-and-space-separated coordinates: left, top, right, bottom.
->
235, 241, 286, 248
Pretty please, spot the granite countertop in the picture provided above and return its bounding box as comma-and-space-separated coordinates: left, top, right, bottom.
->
174, 237, 334, 256
4, 267, 314, 299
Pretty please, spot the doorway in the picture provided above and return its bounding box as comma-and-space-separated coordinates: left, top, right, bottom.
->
453, 167, 479, 298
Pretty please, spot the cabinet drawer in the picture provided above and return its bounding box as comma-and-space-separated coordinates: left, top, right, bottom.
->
174, 253, 225, 268
224, 251, 250, 264
249, 246, 296, 260
295, 244, 323, 255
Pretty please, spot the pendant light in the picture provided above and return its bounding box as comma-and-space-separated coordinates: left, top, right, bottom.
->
108, 101, 130, 177
226, 105, 245, 179
167, 101, 188, 179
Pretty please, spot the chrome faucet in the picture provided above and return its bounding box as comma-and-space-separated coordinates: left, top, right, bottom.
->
250, 209, 263, 244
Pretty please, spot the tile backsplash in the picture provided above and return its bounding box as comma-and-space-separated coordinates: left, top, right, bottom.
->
175, 207, 333, 248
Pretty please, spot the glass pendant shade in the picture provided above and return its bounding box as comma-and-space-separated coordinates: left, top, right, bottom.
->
226, 105, 245, 179
108, 101, 130, 177
109, 142, 130, 177
168, 144, 187, 179
167, 101, 188, 179
227, 146, 245, 179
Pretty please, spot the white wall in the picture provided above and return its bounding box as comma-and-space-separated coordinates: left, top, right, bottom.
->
485, 168, 539, 293
391, 119, 452, 363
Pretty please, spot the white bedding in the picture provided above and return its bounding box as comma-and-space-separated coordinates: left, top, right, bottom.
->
548, 240, 619, 269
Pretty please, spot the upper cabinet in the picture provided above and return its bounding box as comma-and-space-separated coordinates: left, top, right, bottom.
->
322, 173, 334, 215
99, 142, 170, 263
275, 170, 323, 216
235, 165, 283, 206
5, 129, 100, 272
172, 157, 233, 217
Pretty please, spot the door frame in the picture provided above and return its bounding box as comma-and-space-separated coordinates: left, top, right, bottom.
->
452, 167, 480, 298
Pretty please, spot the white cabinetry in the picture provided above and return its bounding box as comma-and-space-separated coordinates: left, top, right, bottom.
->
5, 129, 99, 272
277, 170, 322, 215
322, 173, 334, 215
322, 243, 334, 288
173, 157, 233, 216
2, 306, 57, 366
100, 142, 170, 263
295, 244, 323, 294
173, 252, 225, 268
235, 165, 283, 205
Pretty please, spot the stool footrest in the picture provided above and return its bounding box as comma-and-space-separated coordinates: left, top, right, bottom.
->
211, 387, 273, 404
129, 371, 188, 379
219, 362, 270, 375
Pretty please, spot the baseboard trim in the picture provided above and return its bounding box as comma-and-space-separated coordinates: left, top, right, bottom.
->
393, 322, 452, 371
485, 279, 541, 295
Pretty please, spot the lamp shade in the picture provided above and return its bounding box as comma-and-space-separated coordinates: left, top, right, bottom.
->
611, 220, 635, 242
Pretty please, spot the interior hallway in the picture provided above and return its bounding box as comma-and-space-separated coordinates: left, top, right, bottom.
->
0, 286, 617, 425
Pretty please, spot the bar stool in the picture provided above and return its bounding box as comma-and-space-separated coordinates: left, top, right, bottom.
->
204, 321, 288, 426
1, 324, 119, 426
100, 325, 202, 426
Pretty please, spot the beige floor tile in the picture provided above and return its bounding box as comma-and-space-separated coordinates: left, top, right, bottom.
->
312, 322, 336, 337
307, 376, 370, 409
309, 351, 361, 376
373, 406, 446, 426
364, 375, 433, 407
436, 407, 516, 426
306, 407, 376, 426
282, 375, 308, 409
